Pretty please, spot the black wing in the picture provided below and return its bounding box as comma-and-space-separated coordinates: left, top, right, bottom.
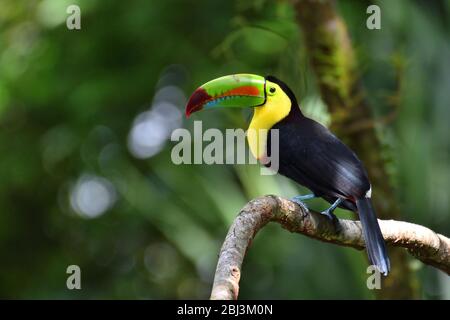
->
270, 117, 370, 200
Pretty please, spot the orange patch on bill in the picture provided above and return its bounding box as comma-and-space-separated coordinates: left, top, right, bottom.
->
224, 86, 261, 97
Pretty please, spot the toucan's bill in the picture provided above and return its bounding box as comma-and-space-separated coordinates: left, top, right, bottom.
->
185, 73, 292, 160
185, 74, 266, 117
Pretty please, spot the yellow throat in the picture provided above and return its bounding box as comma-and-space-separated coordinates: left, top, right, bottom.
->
247, 81, 292, 160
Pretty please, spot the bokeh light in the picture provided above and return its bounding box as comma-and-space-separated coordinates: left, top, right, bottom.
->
70, 174, 117, 218
128, 73, 184, 159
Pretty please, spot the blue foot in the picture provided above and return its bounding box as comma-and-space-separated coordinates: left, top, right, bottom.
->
291, 194, 315, 212
320, 209, 337, 221
321, 198, 343, 221
291, 198, 309, 212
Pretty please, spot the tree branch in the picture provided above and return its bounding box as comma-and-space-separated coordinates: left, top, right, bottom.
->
210, 196, 450, 300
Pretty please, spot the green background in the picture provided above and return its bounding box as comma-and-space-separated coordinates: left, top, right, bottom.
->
0, 0, 449, 299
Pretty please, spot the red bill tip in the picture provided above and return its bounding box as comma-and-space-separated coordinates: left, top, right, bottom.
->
185, 87, 211, 118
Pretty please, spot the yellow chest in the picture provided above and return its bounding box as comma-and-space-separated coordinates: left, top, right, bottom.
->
247, 86, 291, 159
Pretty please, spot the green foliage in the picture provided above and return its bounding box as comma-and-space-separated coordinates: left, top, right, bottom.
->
0, 0, 449, 299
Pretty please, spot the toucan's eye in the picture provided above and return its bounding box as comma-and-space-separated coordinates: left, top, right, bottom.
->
269, 87, 276, 94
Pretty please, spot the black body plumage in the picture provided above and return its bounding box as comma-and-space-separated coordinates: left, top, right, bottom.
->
265, 76, 390, 275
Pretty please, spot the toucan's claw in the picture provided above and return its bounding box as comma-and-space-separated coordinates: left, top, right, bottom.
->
291, 194, 316, 212
320, 209, 337, 221
291, 197, 309, 212
320, 198, 343, 221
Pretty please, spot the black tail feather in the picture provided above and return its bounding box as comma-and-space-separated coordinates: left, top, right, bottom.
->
356, 197, 390, 275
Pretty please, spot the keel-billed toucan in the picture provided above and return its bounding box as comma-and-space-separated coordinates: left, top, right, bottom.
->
185, 74, 390, 275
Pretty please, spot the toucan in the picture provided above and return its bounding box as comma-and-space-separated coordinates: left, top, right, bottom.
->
185, 74, 390, 275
